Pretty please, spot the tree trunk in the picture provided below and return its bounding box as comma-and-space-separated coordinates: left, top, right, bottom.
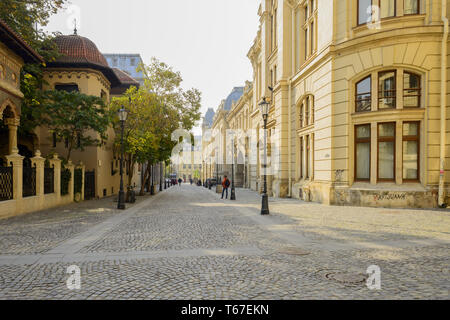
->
139, 163, 150, 196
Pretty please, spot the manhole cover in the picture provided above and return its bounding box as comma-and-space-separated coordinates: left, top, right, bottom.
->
279, 247, 311, 256
325, 272, 367, 285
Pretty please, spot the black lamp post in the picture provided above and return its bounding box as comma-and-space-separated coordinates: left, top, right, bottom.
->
230, 137, 236, 200
118, 107, 128, 210
259, 97, 270, 215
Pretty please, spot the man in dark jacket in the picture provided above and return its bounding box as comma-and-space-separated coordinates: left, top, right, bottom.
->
221, 176, 231, 199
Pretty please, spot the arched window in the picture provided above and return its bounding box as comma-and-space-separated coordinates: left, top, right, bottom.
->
299, 103, 304, 128
298, 95, 315, 128
356, 76, 372, 112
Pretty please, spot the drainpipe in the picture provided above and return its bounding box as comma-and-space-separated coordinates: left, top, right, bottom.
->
439, 0, 448, 207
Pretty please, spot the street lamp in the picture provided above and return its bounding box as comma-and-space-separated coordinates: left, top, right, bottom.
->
259, 97, 270, 215
118, 107, 128, 210
230, 137, 236, 200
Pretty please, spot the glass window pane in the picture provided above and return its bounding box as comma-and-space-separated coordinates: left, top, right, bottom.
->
356, 125, 371, 139
404, 73, 420, 89
379, 71, 396, 109
379, 123, 395, 137
358, 0, 372, 24
356, 76, 371, 112
404, 0, 419, 14
403, 141, 418, 180
403, 122, 419, 136
380, 0, 395, 18
403, 95, 420, 108
357, 76, 371, 94
379, 141, 395, 179
356, 142, 371, 179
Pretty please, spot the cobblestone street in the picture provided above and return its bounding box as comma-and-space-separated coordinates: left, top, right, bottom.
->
0, 184, 448, 300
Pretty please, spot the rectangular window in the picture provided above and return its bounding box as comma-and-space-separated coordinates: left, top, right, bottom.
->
306, 135, 310, 179
274, 9, 277, 48
404, 0, 419, 15
304, 28, 308, 59
403, 72, 421, 108
358, 0, 372, 25
355, 124, 371, 181
310, 21, 315, 55
300, 104, 304, 128
55, 84, 79, 92
403, 122, 420, 181
378, 71, 396, 109
356, 76, 372, 112
378, 123, 396, 181
300, 137, 304, 179
380, 0, 396, 18
305, 97, 310, 126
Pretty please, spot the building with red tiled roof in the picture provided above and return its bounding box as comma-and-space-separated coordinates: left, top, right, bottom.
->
110, 68, 140, 96
38, 31, 141, 201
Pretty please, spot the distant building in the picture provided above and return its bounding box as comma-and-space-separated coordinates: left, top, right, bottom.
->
103, 54, 145, 86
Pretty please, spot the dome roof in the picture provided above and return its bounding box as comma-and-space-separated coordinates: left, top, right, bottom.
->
47, 33, 120, 87
53, 34, 108, 67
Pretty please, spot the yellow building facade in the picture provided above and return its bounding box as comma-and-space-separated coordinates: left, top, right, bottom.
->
38, 33, 140, 200
206, 0, 450, 208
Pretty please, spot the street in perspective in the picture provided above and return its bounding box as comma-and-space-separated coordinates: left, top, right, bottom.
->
0, 0, 449, 306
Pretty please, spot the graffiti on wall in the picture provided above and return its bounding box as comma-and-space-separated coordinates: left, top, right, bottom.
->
373, 193, 407, 201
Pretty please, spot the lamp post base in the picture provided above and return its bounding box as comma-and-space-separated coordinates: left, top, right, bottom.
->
118, 190, 126, 210
230, 187, 236, 200
261, 193, 269, 215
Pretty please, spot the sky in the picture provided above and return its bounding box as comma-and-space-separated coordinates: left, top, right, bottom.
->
44, 0, 261, 135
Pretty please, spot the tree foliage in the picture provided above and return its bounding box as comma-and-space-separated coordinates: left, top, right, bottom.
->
0, 0, 68, 135
39, 90, 111, 161
110, 58, 202, 193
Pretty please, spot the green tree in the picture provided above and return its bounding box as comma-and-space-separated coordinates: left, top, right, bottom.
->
40, 90, 111, 161
0, 0, 68, 136
111, 58, 202, 195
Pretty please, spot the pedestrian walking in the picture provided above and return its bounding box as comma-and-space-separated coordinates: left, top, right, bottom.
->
178, 178, 182, 186
221, 175, 231, 199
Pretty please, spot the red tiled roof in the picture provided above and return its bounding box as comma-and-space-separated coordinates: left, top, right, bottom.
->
0, 18, 44, 64
53, 34, 108, 67
48, 34, 120, 87
112, 68, 140, 85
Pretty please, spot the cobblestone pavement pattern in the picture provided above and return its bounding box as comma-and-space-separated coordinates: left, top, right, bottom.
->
0, 184, 448, 299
